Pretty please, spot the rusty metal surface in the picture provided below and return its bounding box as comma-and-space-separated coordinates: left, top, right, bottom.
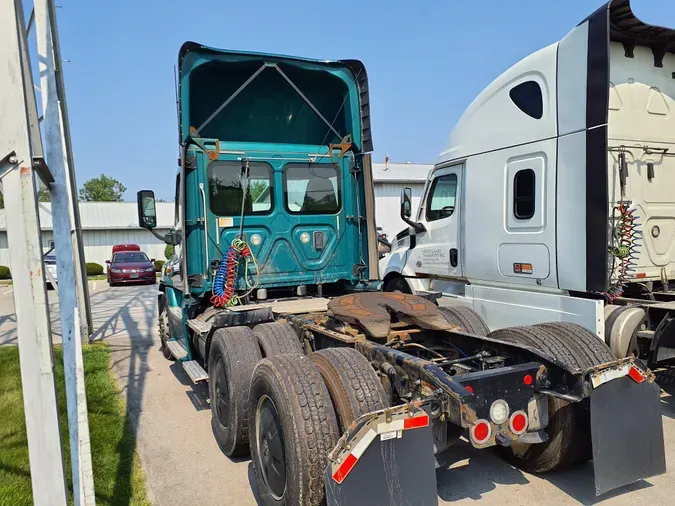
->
327, 292, 455, 338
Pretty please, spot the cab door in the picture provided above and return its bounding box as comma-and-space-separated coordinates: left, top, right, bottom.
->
413, 165, 463, 278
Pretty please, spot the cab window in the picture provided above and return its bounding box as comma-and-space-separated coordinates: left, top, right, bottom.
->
208, 161, 273, 215
284, 164, 340, 214
426, 173, 457, 221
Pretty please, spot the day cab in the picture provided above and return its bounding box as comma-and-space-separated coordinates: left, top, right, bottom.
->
138, 42, 379, 304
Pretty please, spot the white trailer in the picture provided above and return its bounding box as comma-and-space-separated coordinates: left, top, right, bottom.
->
381, 0, 675, 365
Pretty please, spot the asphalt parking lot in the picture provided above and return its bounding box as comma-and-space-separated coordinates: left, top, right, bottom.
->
1, 284, 674, 505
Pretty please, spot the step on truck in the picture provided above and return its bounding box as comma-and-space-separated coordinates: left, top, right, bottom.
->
382, 0, 675, 372
137, 35, 666, 506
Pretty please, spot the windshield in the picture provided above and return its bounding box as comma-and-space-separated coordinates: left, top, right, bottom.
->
113, 252, 149, 263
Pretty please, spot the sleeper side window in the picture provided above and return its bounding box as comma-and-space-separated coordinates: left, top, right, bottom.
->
513, 169, 535, 220
426, 174, 457, 222
509, 81, 543, 119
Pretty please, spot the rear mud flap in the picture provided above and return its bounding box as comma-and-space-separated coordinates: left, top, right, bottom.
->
591, 376, 666, 496
324, 422, 438, 506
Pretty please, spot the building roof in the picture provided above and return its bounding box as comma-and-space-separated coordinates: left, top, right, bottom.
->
0, 202, 175, 231
372, 162, 432, 183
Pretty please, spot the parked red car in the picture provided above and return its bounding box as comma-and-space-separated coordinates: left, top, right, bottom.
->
106, 249, 156, 286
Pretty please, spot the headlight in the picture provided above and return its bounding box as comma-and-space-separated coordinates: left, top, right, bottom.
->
111, 268, 122, 273
145, 267, 155, 272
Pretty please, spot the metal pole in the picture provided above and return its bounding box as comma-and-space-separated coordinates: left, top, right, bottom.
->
0, 1, 68, 504
36, 1, 96, 504
43, 0, 93, 339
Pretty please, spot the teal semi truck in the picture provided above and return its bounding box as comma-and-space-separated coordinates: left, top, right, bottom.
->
137, 42, 666, 505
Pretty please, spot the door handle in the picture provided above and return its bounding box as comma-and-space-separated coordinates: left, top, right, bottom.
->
450, 248, 458, 267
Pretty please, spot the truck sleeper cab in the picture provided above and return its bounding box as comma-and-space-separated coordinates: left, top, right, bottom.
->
382, 0, 675, 368
137, 31, 666, 506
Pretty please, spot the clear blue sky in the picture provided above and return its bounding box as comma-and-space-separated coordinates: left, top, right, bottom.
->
49, 0, 673, 201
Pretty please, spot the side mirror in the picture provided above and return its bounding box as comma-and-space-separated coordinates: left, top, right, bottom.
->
137, 190, 157, 229
400, 188, 412, 219
399, 187, 426, 234
105, 260, 111, 264
150, 258, 155, 263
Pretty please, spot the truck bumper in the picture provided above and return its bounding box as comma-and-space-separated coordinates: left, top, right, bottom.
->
590, 369, 666, 495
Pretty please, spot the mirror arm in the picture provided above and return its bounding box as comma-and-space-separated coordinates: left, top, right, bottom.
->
401, 215, 426, 234
146, 228, 182, 246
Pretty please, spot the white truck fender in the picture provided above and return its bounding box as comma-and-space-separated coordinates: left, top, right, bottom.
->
379, 248, 429, 293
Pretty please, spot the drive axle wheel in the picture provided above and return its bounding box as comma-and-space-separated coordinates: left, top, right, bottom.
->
310, 347, 389, 432
253, 322, 303, 357
249, 354, 338, 506
489, 322, 615, 472
208, 326, 261, 457
438, 305, 490, 336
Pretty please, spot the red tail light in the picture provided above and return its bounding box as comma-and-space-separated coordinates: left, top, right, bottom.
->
470, 419, 492, 445
510, 411, 528, 435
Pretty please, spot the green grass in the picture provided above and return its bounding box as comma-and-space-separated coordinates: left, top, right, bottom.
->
0, 344, 150, 506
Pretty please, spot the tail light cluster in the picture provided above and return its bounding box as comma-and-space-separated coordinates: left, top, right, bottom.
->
469, 400, 530, 446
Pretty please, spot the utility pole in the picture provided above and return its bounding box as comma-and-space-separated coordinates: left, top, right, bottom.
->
36, 1, 96, 503
0, 1, 68, 504
36, 0, 93, 340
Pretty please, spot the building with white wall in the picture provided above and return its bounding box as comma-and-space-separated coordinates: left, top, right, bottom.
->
372, 162, 432, 240
0, 202, 175, 268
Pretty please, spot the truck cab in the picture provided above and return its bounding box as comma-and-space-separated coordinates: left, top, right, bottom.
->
381, 0, 675, 365
139, 43, 379, 306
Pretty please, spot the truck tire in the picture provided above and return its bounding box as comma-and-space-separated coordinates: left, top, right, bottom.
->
438, 305, 490, 336
384, 276, 412, 294
488, 323, 615, 473
253, 322, 303, 357
310, 348, 389, 432
157, 294, 174, 361
208, 326, 262, 457
249, 354, 339, 506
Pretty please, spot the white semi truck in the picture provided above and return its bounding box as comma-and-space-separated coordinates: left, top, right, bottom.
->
381, 0, 675, 366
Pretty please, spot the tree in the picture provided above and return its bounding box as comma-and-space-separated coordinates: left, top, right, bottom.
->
249, 181, 268, 202
79, 174, 126, 201
37, 188, 51, 202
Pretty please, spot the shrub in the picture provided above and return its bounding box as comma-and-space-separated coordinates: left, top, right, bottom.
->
154, 260, 165, 272
164, 244, 174, 261
86, 262, 104, 276
0, 266, 10, 280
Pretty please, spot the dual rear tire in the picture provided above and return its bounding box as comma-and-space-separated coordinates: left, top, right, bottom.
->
208, 322, 388, 505
490, 322, 616, 472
